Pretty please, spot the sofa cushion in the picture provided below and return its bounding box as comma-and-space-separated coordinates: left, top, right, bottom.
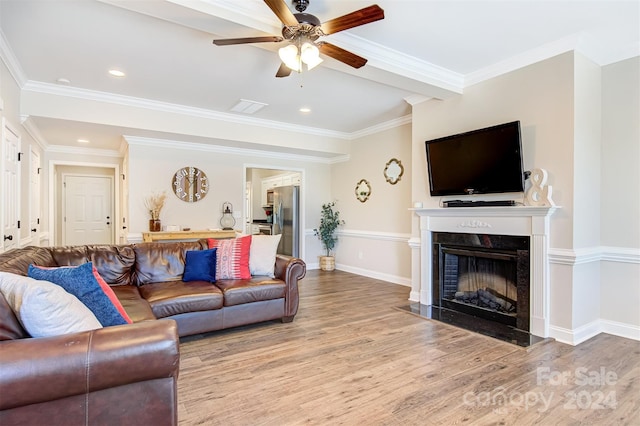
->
0, 271, 102, 337
0, 291, 28, 340
207, 235, 251, 280
139, 281, 224, 318
183, 248, 217, 283
49, 245, 91, 266
133, 241, 204, 285
0, 246, 56, 276
216, 277, 286, 307
111, 285, 156, 322
249, 234, 281, 278
28, 263, 128, 327
89, 245, 136, 286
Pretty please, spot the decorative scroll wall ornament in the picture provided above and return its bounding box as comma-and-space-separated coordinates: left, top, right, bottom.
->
457, 220, 493, 229
384, 158, 404, 185
355, 179, 371, 203
525, 168, 555, 207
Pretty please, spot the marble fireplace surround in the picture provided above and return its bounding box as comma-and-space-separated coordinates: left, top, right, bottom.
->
413, 206, 557, 338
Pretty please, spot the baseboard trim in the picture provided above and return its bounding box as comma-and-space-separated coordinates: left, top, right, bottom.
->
550, 319, 640, 346
306, 263, 410, 287
600, 319, 640, 341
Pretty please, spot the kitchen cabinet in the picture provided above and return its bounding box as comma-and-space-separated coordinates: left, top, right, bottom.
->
260, 172, 300, 206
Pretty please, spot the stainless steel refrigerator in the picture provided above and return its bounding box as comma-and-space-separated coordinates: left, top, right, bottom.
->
272, 185, 300, 257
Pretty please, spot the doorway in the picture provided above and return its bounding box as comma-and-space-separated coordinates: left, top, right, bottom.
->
245, 166, 304, 259
63, 174, 113, 245
51, 162, 121, 246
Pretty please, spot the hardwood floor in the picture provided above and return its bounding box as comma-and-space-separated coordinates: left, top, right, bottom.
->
177, 270, 640, 425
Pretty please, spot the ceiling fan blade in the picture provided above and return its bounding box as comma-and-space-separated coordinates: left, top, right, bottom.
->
276, 63, 292, 78
320, 5, 384, 35
318, 42, 367, 69
213, 36, 283, 46
264, 0, 299, 27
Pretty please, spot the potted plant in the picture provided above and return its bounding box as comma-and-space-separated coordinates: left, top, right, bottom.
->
313, 201, 345, 271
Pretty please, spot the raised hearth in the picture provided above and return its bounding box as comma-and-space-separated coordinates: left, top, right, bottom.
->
397, 303, 546, 347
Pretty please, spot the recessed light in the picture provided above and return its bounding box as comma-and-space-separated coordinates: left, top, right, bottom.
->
108, 69, 125, 77
77, 138, 90, 143
299, 107, 311, 113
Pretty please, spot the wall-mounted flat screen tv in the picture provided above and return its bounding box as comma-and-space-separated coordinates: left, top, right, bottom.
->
425, 121, 525, 197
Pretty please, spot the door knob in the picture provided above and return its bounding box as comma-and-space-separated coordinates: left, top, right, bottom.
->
106, 222, 111, 225
31, 228, 37, 232
3, 235, 12, 241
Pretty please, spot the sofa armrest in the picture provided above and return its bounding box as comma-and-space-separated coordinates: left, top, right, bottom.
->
274, 255, 306, 318
0, 320, 179, 411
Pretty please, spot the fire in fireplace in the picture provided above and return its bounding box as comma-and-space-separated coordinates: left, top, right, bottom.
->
432, 232, 530, 331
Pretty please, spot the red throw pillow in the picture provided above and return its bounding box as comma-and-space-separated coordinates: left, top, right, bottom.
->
92, 266, 133, 324
207, 235, 252, 279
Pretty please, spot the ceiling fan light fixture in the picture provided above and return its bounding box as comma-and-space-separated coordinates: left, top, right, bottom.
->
300, 42, 323, 69
278, 44, 301, 71
279, 41, 323, 72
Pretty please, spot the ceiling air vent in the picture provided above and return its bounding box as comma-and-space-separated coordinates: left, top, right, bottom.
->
230, 99, 268, 114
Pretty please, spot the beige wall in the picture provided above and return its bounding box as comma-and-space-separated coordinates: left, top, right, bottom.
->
600, 57, 640, 248
127, 140, 333, 264
330, 123, 412, 284
412, 52, 576, 249
599, 56, 640, 328
409, 52, 640, 342
573, 53, 602, 250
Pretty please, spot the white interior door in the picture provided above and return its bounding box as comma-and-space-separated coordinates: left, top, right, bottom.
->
1, 118, 20, 251
29, 148, 41, 240
63, 175, 113, 245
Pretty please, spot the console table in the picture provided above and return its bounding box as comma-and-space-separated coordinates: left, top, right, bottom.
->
142, 229, 238, 242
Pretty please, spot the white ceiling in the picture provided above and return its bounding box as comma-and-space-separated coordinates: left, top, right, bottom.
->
1, 0, 638, 153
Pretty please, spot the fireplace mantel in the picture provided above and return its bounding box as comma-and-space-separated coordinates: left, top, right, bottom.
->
413, 206, 558, 337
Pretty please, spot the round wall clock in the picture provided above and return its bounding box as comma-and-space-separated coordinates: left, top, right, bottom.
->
172, 166, 209, 202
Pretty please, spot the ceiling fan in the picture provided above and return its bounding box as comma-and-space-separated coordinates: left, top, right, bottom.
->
212, 0, 384, 78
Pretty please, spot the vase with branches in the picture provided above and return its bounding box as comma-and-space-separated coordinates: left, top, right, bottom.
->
313, 202, 344, 270
144, 191, 167, 231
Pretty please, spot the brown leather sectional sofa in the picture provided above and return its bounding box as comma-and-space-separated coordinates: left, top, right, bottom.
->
0, 240, 306, 425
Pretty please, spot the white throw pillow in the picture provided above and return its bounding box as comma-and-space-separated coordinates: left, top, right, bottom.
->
249, 234, 282, 278
0, 271, 102, 337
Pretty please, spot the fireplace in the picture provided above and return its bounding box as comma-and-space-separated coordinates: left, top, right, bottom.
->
432, 232, 530, 331
411, 205, 557, 340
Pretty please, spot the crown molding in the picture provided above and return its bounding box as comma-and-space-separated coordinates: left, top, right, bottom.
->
20, 115, 49, 151
124, 135, 335, 164
329, 32, 464, 94
0, 29, 27, 87
349, 115, 411, 140
22, 81, 352, 140
118, 138, 128, 156
46, 144, 123, 158
404, 95, 432, 106
22, 80, 414, 140
465, 34, 640, 87
465, 34, 584, 87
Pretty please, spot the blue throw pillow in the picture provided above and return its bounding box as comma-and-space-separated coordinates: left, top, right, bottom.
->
183, 248, 217, 283
28, 262, 127, 327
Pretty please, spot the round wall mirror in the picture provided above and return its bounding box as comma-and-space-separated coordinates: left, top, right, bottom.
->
384, 158, 404, 185
355, 179, 371, 203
